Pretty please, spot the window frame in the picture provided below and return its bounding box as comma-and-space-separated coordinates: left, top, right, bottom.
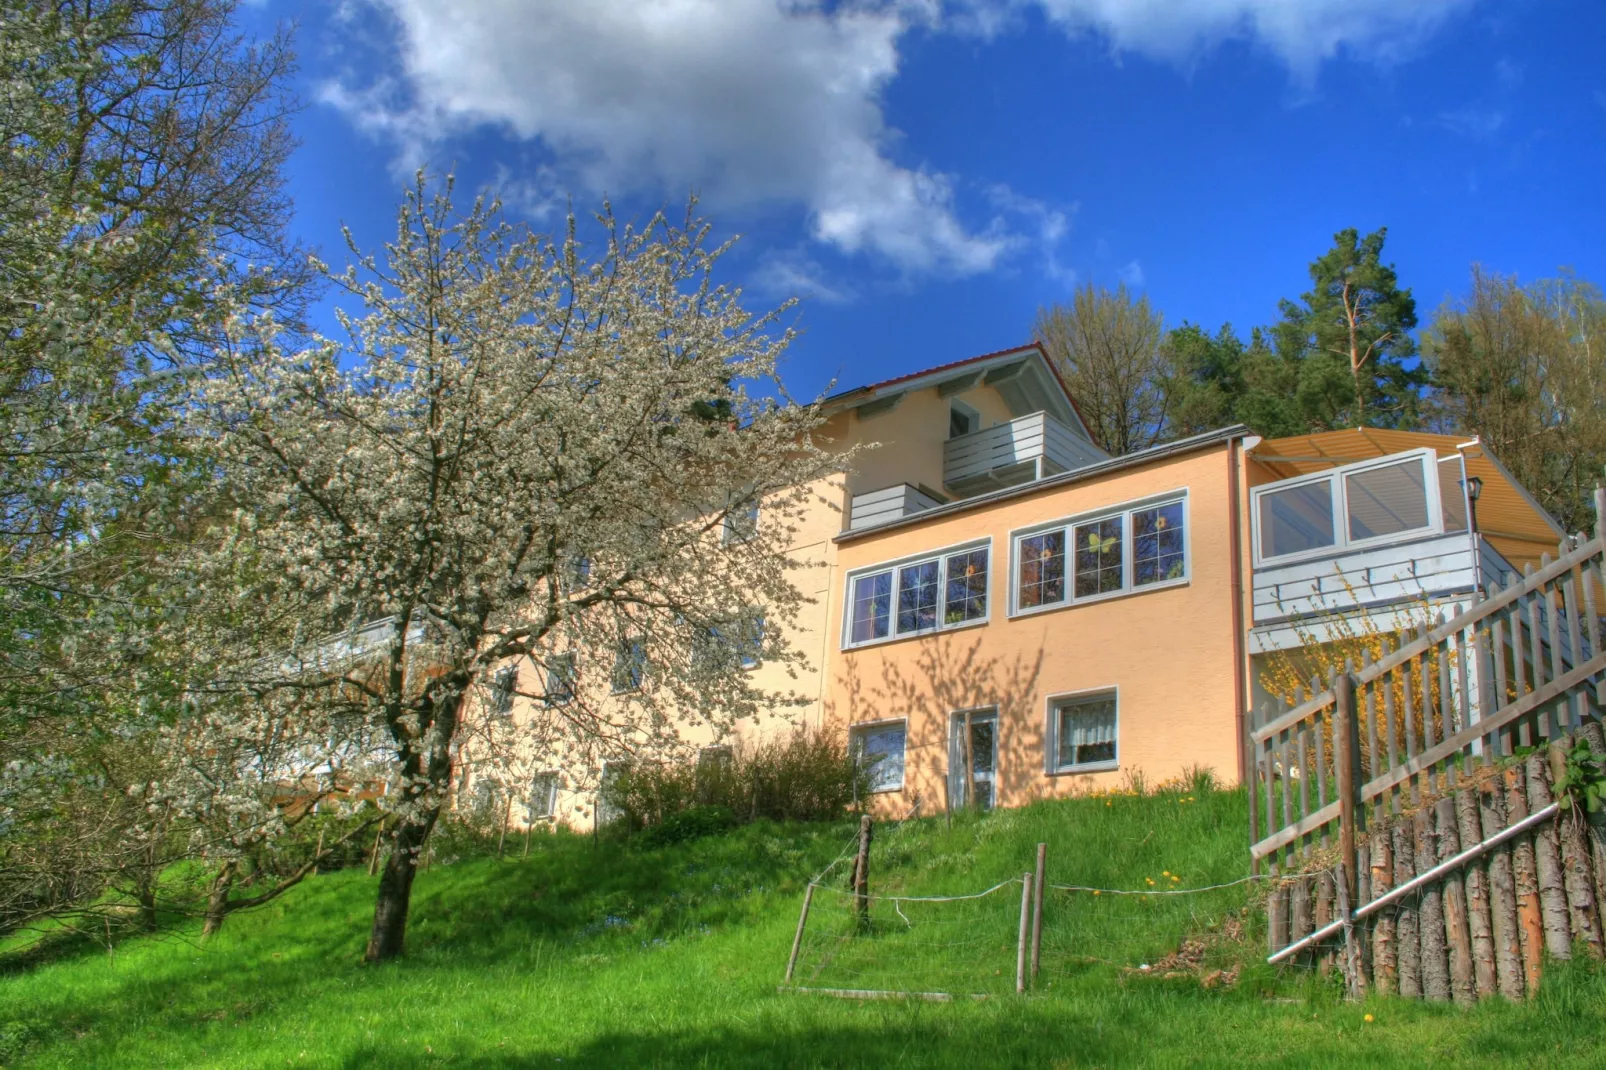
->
611, 636, 646, 694
1044, 686, 1120, 775
1008, 491, 1190, 619
528, 771, 560, 820
840, 538, 993, 651
849, 717, 908, 793
544, 653, 577, 707
1250, 448, 1444, 568
489, 666, 516, 716
722, 494, 761, 544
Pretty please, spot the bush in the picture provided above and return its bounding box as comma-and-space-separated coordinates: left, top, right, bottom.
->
605, 731, 869, 838
637, 805, 736, 847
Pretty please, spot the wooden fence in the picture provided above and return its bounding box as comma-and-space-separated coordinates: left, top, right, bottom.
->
1252, 489, 1606, 997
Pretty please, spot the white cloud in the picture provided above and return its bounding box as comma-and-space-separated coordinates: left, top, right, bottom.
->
1007, 0, 1477, 81
751, 250, 857, 305
1117, 260, 1145, 287
324, 0, 1475, 277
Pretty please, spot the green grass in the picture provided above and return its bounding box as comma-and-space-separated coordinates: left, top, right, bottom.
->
3, 786, 1604, 1068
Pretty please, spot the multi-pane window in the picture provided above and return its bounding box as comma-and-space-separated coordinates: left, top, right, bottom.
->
851, 721, 907, 792
1053, 692, 1118, 771
1132, 502, 1185, 587
529, 772, 559, 819
1254, 450, 1443, 563
897, 560, 940, 634
489, 666, 516, 715
1073, 516, 1123, 598
845, 544, 990, 648
612, 638, 646, 693
1017, 531, 1065, 609
944, 548, 988, 624
698, 612, 764, 672
1014, 497, 1186, 614
544, 654, 576, 706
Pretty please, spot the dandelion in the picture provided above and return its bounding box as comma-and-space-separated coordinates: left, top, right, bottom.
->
1092, 890, 1101, 896
1363, 1014, 1374, 1023
1162, 871, 1171, 877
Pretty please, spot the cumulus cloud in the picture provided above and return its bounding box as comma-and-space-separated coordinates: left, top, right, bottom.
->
323, 0, 1474, 278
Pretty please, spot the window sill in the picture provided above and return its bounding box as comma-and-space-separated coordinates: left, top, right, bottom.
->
1010, 576, 1188, 620
865, 783, 905, 794
841, 614, 990, 654
1047, 760, 1119, 776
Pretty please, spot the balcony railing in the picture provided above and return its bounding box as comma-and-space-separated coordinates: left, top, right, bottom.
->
942, 411, 1100, 496
848, 483, 944, 532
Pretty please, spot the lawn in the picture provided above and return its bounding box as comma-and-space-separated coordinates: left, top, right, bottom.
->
3, 784, 1603, 1068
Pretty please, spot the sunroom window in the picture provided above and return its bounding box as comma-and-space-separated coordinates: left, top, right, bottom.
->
1254, 450, 1445, 564
1345, 457, 1429, 541
1258, 481, 1336, 558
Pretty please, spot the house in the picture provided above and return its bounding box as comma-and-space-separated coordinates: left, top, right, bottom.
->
473, 345, 1572, 824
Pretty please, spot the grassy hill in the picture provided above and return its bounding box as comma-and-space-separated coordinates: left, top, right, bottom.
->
3, 783, 1603, 1068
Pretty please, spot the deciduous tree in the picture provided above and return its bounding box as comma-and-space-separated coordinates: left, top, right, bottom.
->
1033, 282, 1168, 454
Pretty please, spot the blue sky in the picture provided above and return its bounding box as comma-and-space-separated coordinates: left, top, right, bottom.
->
248, 0, 1606, 401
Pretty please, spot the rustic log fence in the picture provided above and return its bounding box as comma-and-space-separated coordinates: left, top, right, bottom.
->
1254, 489, 1606, 998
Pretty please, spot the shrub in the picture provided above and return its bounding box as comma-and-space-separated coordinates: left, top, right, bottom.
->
604, 731, 868, 837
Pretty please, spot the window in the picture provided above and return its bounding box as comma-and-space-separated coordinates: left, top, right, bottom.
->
612, 638, 646, 693
567, 554, 592, 589
1073, 516, 1123, 598
1018, 531, 1065, 609
1258, 481, 1336, 558
1013, 496, 1186, 614
544, 654, 576, 706
949, 400, 979, 439
697, 612, 764, 672
1253, 450, 1444, 564
1345, 457, 1429, 541
723, 497, 760, 543
1133, 501, 1185, 587
489, 667, 516, 715
844, 543, 990, 648
1052, 692, 1118, 771
529, 772, 559, 819
851, 721, 907, 792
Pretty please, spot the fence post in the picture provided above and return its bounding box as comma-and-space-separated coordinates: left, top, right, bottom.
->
1245, 719, 1261, 875
785, 883, 815, 983
1335, 671, 1362, 909
1031, 842, 1046, 981
1017, 872, 1032, 994
853, 814, 873, 928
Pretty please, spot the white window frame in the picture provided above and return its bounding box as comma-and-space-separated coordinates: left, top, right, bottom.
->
1008, 491, 1190, 619
488, 666, 516, 716
611, 636, 646, 694
949, 399, 981, 439
722, 495, 761, 544
849, 717, 908, 793
1250, 448, 1443, 568
529, 771, 560, 820
544, 653, 577, 706
841, 538, 993, 651
1045, 686, 1120, 775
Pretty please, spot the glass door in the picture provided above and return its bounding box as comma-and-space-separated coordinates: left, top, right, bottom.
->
949, 709, 997, 810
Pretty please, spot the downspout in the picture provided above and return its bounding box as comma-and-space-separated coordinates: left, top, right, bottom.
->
1228, 437, 1248, 789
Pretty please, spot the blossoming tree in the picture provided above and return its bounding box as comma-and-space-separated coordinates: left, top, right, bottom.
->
194, 179, 836, 960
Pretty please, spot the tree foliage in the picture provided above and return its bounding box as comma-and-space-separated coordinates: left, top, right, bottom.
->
1033, 282, 1168, 454
188, 179, 839, 960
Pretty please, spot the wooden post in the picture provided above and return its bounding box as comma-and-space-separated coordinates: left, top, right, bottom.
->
1031, 843, 1046, 981
785, 884, 816, 983
367, 820, 385, 877
1290, 876, 1312, 951
1335, 672, 1362, 910
1526, 753, 1573, 959
1416, 809, 1450, 1002
1507, 765, 1545, 993
314, 829, 325, 872
1455, 788, 1497, 999
1336, 862, 1363, 1000
1369, 827, 1397, 994
1480, 782, 1524, 1001
523, 818, 534, 858
962, 711, 976, 811
942, 774, 952, 831
1436, 797, 1475, 1005
853, 814, 873, 928
1315, 872, 1335, 975
498, 794, 512, 859
1550, 741, 1604, 955
1016, 872, 1032, 994
1393, 820, 1421, 998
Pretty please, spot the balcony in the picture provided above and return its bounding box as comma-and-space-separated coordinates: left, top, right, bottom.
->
942, 411, 1102, 497
848, 483, 944, 532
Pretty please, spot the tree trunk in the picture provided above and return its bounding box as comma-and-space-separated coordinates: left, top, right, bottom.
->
1526, 753, 1572, 959
1456, 788, 1496, 999
201, 861, 238, 940
364, 809, 439, 962
1481, 783, 1524, 1001
1552, 740, 1602, 956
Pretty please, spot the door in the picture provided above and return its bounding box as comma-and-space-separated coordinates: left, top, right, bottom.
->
949, 709, 997, 810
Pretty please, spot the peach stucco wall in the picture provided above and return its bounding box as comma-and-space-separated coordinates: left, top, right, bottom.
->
822, 442, 1247, 816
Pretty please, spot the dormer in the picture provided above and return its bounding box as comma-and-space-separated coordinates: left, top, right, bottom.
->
823, 344, 1108, 532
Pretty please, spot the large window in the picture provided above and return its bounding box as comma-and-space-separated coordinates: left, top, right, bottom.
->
529, 772, 559, 820
1051, 691, 1118, 772
1012, 496, 1187, 615
1253, 450, 1444, 564
845, 542, 990, 648
851, 720, 907, 792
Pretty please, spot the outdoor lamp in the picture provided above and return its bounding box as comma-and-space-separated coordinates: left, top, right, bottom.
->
1466, 475, 1483, 534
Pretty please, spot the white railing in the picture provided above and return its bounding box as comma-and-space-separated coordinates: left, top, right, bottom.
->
848, 483, 944, 531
